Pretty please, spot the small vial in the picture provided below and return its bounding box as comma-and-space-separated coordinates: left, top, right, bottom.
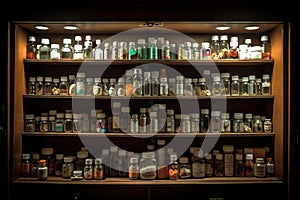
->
143, 71, 152, 96
261, 35, 271, 59
248, 75, 256, 95
151, 71, 160, 96
255, 78, 262, 95
131, 114, 139, 133
139, 108, 147, 133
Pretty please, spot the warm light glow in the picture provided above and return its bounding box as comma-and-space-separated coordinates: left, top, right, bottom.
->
215, 25, 231, 31
64, 25, 79, 30
35, 25, 49, 30
244, 25, 260, 31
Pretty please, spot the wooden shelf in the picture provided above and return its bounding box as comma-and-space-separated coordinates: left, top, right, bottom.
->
22, 132, 275, 137
15, 176, 282, 185
24, 59, 274, 67
23, 94, 274, 100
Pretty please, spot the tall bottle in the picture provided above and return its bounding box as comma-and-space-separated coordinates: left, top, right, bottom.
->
73, 35, 83, 60
143, 71, 152, 96
137, 39, 147, 59
93, 39, 103, 60
128, 41, 137, 59
168, 153, 179, 180
26, 36, 37, 59
210, 35, 220, 60
261, 35, 271, 59
219, 35, 230, 59
133, 68, 143, 96
83, 35, 93, 59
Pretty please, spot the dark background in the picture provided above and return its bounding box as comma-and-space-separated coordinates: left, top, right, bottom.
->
1, 1, 299, 199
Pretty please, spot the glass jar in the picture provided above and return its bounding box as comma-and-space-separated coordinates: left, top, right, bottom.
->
133, 68, 143, 96
76, 72, 86, 96
253, 115, 263, 133
96, 112, 107, 133
54, 153, 64, 177
240, 76, 249, 96
85, 77, 94, 96
212, 76, 221, 96
175, 75, 184, 96
25, 114, 35, 132
61, 38, 73, 59
233, 113, 244, 133
94, 158, 105, 180
40, 116, 49, 132
244, 113, 253, 133
28, 77, 36, 95
35, 76, 44, 95
168, 153, 179, 180
184, 78, 193, 96
43, 76, 53, 95
210, 111, 221, 133
254, 157, 266, 178
83, 158, 93, 180
231, 75, 240, 96
248, 75, 256, 95
129, 156, 140, 180
221, 72, 230, 95
62, 156, 74, 179
262, 74, 271, 95
130, 114, 139, 133
220, 112, 231, 133
55, 113, 65, 132
64, 113, 73, 133
50, 43, 60, 59
39, 38, 50, 60
181, 114, 190, 133
200, 108, 210, 133
160, 77, 169, 96
140, 152, 157, 180
59, 76, 69, 96
264, 119, 272, 133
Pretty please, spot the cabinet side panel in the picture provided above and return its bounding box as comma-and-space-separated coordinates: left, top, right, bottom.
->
13, 25, 27, 180
271, 24, 284, 180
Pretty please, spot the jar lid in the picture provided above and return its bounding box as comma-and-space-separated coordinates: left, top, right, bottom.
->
41, 147, 53, 155
51, 43, 60, 49
64, 156, 73, 162
130, 156, 138, 164
22, 153, 30, 159
56, 153, 64, 160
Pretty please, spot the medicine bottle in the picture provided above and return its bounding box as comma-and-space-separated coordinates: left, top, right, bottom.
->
37, 159, 48, 180
129, 156, 140, 180
94, 158, 105, 180
93, 39, 103, 60
266, 157, 275, 176
40, 116, 49, 132
117, 77, 125, 96
25, 114, 35, 132
205, 153, 214, 177
200, 108, 210, 133
255, 78, 262, 95
84, 158, 93, 180
254, 157, 266, 178
248, 75, 256, 95
28, 77, 36, 95
261, 35, 271, 59
179, 156, 191, 179
96, 112, 107, 133
109, 146, 119, 177
55, 113, 65, 132
160, 77, 169, 96
62, 156, 74, 179
214, 153, 224, 177
253, 115, 263, 133
191, 148, 205, 178
221, 72, 230, 95
64, 113, 73, 133
59, 76, 69, 96
133, 68, 143, 96
128, 41, 137, 60
240, 76, 249, 96
220, 112, 231, 133
244, 113, 253, 133
31, 153, 40, 177
35, 76, 44, 95
50, 43, 60, 59
54, 153, 64, 176
212, 76, 221, 96
137, 39, 147, 59
41, 147, 55, 176
219, 35, 230, 59
162, 40, 171, 59
262, 74, 271, 95
229, 36, 239, 59
39, 38, 50, 59
83, 35, 93, 59
151, 71, 160, 96
245, 153, 254, 177
26, 36, 37, 59
264, 119, 272, 133
210, 111, 221, 133
143, 71, 152, 96
93, 78, 103, 96
235, 153, 244, 177
61, 38, 73, 59
131, 114, 139, 133
191, 42, 200, 60
210, 35, 220, 60
168, 153, 179, 180
176, 75, 184, 96
73, 35, 83, 60
231, 75, 240, 96
43, 76, 53, 95
21, 153, 31, 177
223, 145, 234, 177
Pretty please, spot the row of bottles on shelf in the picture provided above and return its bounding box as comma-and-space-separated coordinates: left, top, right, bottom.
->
26, 34, 271, 61
24, 106, 272, 134
27, 69, 272, 97
21, 143, 275, 181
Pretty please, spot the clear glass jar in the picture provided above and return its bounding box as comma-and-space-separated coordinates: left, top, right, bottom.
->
117, 77, 125, 96
131, 114, 139, 133
143, 71, 152, 96
212, 76, 221, 96
235, 153, 244, 177
83, 158, 93, 180
39, 38, 50, 60
108, 78, 117, 96
64, 113, 73, 133
168, 77, 176, 96
191, 42, 200, 60
176, 75, 184, 96
129, 156, 140, 180
219, 35, 230, 59
178, 156, 191, 179
231, 75, 240, 96
255, 78, 262, 95
52, 78, 60, 95
205, 153, 214, 177
233, 113, 244, 133
48, 116, 56, 132
96, 112, 107, 133
262, 74, 271, 95
210, 111, 221, 133
190, 113, 200, 133
118, 41, 127, 60
93, 77, 103, 96
139, 108, 147, 133
201, 42, 211, 60
25, 114, 35, 132
73, 35, 83, 60
50, 43, 60, 59
264, 119, 272, 133
62, 156, 74, 179
181, 114, 190, 133
28, 77, 36, 95
210, 35, 220, 60
160, 77, 169, 96
261, 35, 271, 59
55, 113, 65, 132
221, 72, 230, 96
61, 38, 73, 59
214, 153, 224, 177
254, 157, 266, 177
244, 113, 253, 133
26, 36, 37, 59
43, 76, 53, 95
140, 152, 157, 180
150, 71, 159, 96
54, 153, 64, 177
229, 36, 239, 59
184, 78, 193, 96
94, 158, 105, 180
248, 75, 256, 95
168, 153, 179, 180
240, 76, 249, 96
35, 76, 44, 95
137, 39, 147, 59
94, 39, 103, 60
166, 109, 175, 133
85, 77, 94, 96
40, 116, 49, 132
133, 68, 143, 96
76, 72, 86, 96
59, 76, 69, 96
73, 113, 82, 133
149, 111, 158, 133
200, 108, 210, 133
221, 112, 231, 133
253, 115, 263, 133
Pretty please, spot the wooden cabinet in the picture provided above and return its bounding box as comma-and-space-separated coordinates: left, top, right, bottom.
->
10, 21, 288, 200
